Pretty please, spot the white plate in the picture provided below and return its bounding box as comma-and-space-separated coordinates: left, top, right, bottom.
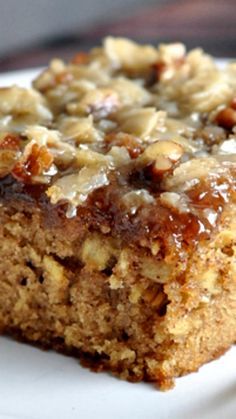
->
0, 62, 235, 419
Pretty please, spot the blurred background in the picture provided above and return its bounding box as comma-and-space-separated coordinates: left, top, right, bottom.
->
0, 0, 235, 72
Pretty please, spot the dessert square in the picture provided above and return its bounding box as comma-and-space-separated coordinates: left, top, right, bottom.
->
0, 38, 235, 389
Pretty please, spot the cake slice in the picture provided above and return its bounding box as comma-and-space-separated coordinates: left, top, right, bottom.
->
0, 38, 235, 390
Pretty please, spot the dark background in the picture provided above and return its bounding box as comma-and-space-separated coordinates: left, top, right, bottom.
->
0, 0, 235, 72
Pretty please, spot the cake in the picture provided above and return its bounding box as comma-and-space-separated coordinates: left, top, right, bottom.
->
0, 38, 235, 390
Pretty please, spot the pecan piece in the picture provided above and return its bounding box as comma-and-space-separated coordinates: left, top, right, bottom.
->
216, 107, 236, 130
143, 284, 168, 312
12, 142, 54, 183
105, 132, 143, 158
152, 155, 173, 175
141, 140, 183, 175
144, 140, 183, 162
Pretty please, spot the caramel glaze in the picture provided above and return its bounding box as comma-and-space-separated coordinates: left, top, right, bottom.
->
0, 165, 235, 257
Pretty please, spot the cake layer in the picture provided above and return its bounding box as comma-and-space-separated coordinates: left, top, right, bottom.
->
0, 187, 235, 389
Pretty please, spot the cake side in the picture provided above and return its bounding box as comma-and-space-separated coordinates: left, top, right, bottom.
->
0, 187, 235, 389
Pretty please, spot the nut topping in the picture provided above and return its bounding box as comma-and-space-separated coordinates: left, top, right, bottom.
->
0, 134, 21, 150
143, 140, 183, 163
152, 156, 173, 174
0, 37, 234, 246
216, 107, 236, 130
140, 140, 183, 174
12, 142, 54, 183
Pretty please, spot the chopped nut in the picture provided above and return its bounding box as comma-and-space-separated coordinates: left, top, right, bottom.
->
150, 291, 167, 310
24, 125, 76, 169
151, 241, 161, 256
80, 234, 118, 271
151, 57, 185, 83
12, 142, 54, 183
143, 140, 183, 163
148, 43, 186, 84
149, 62, 167, 84
200, 268, 220, 295
108, 145, 131, 167
140, 140, 183, 174
143, 284, 167, 310
42, 255, 69, 304
216, 107, 236, 130
105, 132, 143, 158
152, 155, 173, 174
